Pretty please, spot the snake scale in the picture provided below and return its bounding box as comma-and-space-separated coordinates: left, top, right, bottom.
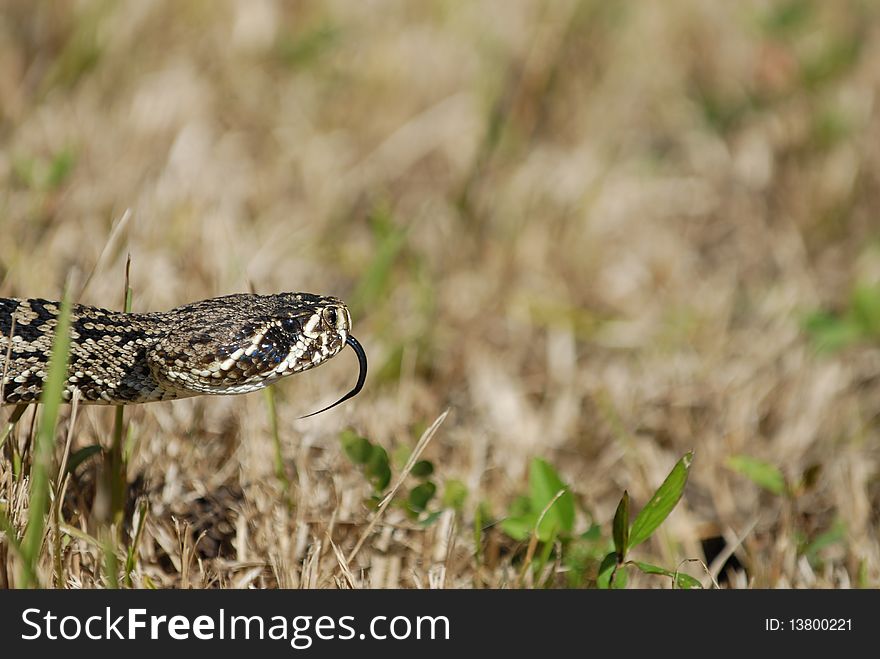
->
0, 293, 367, 415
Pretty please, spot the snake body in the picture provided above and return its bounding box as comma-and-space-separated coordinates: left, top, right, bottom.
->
0, 293, 366, 412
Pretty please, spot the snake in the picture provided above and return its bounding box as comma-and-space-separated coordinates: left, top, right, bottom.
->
0, 292, 367, 416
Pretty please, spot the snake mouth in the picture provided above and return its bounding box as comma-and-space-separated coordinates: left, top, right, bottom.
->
299, 334, 367, 418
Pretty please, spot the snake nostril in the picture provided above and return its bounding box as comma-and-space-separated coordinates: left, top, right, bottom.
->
323, 307, 338, 327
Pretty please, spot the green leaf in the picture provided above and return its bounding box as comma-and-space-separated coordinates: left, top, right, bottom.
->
418, 510, 443, 527
408, 481, 436, 512
597, 551, 618, 589
498, 459, 577, 542
340, 429, 372, 465
391, 444, 411, 469
580, 523, 602, 542
535, 515, 562, 543
612, 490, 630, 561
726, 454, 786, 496
507, 494, 532, 518
529, 458, 575, 540
628, 452, 693, 551
368, 464, 391, 492
675, 573, 704, 589
632, 560, 673, 577
442, 479, 468, 510
410, 460, 434, 478
803, 311, 863, 352
500, 514, 536, 542
365, 445, 391, 491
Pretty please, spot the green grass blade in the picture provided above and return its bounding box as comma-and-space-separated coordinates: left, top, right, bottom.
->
631, 560, 703, 589
726, 454, 786, 496
631, 560, 674, 577
108, 261, 133, 527
19, 288, 73, 587
612, 490, 630, 561
627, 451, 694, 552
263, 385, 291, 509
124, 499, 149, 587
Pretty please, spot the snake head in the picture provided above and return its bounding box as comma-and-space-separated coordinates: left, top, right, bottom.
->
148, 293, 356, 397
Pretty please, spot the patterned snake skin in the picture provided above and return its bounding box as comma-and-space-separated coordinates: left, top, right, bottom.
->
0, 293, 367, 414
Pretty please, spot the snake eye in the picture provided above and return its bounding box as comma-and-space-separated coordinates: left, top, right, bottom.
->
323, 307, 338, 327
281, 317, 300, 333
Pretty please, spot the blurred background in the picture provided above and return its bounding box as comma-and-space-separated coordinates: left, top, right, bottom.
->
2, 0, 880, 588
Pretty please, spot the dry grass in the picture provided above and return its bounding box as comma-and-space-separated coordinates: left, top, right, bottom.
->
2, 0, 880, 588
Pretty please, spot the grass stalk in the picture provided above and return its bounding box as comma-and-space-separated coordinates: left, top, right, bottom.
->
263, 385, 292, 510
123, 499, 149, 587
110, 255, 133, 527
346, 408, 449, 566
97, 256, 134, 588
51, 390, 81, 587
18, 286, 74, 587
